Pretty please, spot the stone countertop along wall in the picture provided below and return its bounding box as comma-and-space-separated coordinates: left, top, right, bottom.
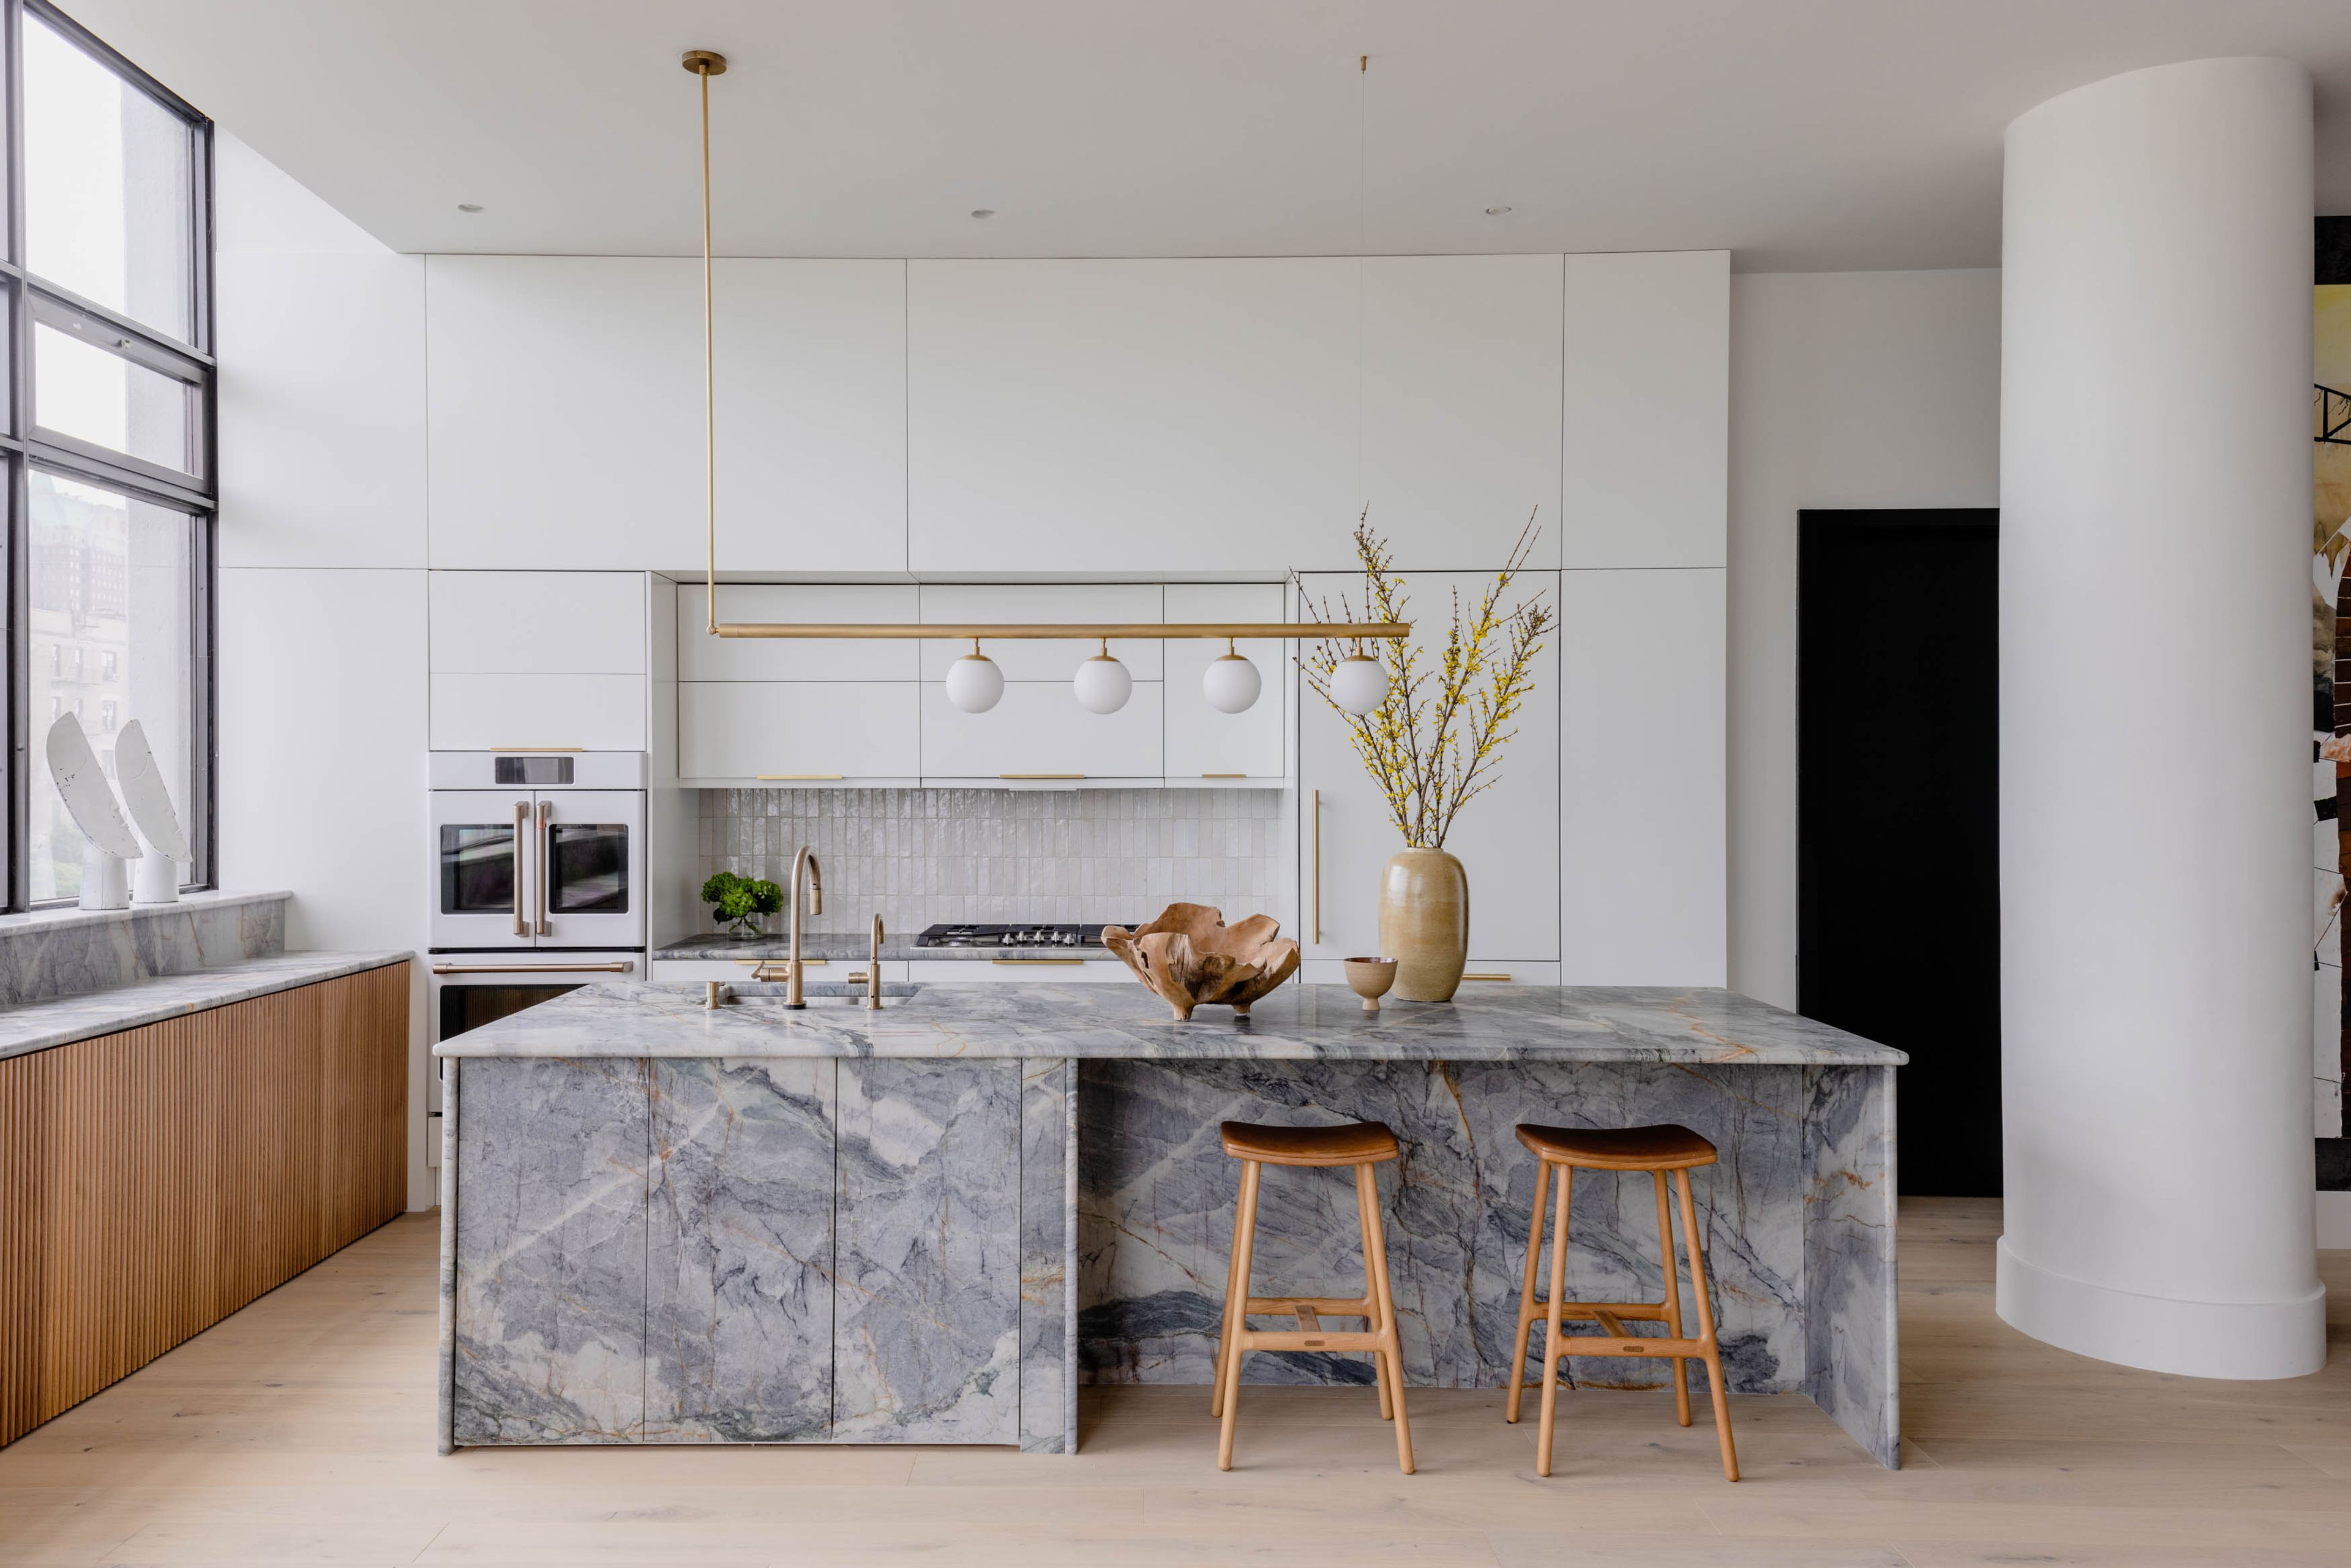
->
433, 981, 1906, 1065
0, 890, 288, 1007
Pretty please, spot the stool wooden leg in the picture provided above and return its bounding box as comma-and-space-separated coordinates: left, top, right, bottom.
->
1215, 1160, 1262, 1472
1673, 1166, 1739, 1482
1652, 1168, 1692, 1428
1504, 1157, 1551, 1424
1533, 1161, 1572, 1477
1355, 1161, 1414, 1475
1210, 1161, 1250, 1418
1352, 1163, 1394, 1422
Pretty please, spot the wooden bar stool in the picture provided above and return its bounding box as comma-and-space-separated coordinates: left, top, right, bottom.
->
1210, 1119, 1414, 1474
1503, 1122, 1739, 1481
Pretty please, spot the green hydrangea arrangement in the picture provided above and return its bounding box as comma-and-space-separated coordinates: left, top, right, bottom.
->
701, 871, 785, 938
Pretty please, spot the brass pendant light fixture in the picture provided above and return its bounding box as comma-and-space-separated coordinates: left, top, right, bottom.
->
680, 48, 1407, 716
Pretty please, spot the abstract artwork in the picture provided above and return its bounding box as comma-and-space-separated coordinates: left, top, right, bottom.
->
2312, 216, 2350, 1179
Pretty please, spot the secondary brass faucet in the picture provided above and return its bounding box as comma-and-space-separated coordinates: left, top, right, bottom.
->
784, 845, 822, 1008
864, 914, 885, 1010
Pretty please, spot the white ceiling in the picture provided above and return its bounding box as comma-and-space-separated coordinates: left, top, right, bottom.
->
62, 0, 2351, 270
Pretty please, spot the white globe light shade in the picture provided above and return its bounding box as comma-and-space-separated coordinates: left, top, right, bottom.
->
1330, 653, 1389, 715
1202, 651, 1262, 714
945, 653, 1004, 713
1073, 652, 1133, 714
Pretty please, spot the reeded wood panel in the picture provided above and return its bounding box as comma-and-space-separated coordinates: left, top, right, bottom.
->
0, 960, 408, 1447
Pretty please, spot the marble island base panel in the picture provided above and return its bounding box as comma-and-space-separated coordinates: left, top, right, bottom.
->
441, 1051, 1892, 1465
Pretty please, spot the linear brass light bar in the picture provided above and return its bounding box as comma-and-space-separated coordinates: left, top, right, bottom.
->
681, 48, 1411, 649
711, 621, 1408, 640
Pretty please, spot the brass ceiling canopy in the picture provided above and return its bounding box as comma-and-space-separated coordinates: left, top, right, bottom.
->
680, 49, 1406, 647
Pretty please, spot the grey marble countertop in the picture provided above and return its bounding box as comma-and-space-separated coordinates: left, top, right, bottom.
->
652, 932, 1122, 962
432, 980, 1905, 1065
0, 948, 413, 1061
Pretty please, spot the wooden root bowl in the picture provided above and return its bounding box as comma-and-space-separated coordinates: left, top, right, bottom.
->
1101, 903, 1302, 1021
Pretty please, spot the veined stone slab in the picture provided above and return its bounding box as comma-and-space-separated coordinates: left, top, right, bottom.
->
644, 1057, 836, 1442
833, 1059, 1022, 1442
451, 1057, 650, 1444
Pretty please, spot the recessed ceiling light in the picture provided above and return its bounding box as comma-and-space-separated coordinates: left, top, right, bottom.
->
1485, 205, 1512, 216
970, 208, 996, 219
457, 203, 483, 213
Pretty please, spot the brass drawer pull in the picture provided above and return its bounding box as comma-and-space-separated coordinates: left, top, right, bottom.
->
757, 773, 843, 780
1462, 972, 1512, 982
999, 773, 1085, 780
431, 961, 632, 975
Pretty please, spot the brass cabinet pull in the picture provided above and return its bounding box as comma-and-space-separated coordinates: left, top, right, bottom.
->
535, 798, 553, 937
1311, 788, 1322, 946
1461, 973, 1513, 982
511, 800, 530, 937
1201, 772, 1247, 779
991, 957, 1084, 966
999, 773, 1085, 780
757, 773, 843, 780
431, 961, 633, 975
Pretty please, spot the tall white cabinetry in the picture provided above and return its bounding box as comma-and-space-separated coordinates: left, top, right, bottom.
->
1299, 571, 1561, 984
428, 572, 648, 752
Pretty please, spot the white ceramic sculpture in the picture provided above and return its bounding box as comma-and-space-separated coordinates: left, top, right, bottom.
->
115, 721, 189, 905
44, 712, 141, 911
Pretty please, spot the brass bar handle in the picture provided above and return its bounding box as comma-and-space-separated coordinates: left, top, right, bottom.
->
489, 747, 583, 754
1461, 973, 1513, 982
757, 773, 843, 781
536, 799, 553, 937
999, 773, 1085, 780
511, 800, 530, 937
1311, 789, 1322, 946
431, 961, 634, 975
992, 957, 1083, 966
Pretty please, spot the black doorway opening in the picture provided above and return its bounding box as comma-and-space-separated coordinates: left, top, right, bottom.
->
1799, 509, 2000, 1196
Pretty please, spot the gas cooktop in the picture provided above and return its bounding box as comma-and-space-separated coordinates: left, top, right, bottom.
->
913, 922, 1131, 950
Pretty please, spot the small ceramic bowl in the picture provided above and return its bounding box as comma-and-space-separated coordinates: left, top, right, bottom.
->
1343, 956, 1399, 1014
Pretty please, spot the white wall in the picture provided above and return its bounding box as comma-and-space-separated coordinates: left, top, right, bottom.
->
214, 133, 433, 1210
1726, 269, 2002, 1008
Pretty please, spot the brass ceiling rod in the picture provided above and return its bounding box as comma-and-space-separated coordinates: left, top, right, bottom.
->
680, 48, 1409, 646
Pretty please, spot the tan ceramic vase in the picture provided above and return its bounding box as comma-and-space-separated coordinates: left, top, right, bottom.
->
1378, 848, 1468, 1002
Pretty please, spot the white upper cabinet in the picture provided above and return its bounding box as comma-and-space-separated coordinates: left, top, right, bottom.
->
1360, 255, 1563, 569
1558, 568, 1726, 985
431, 571, 646, 673
678, 583, 920, 681
1297, 569, 1559, 965
920, 682, 1164, 781
1163, 583, 1286, 781
679, 682, 919, 783
918, 584, 1163, 681
426, 256, 906, 573
1561, 251, 1730, 569
907, 260, 1359, 575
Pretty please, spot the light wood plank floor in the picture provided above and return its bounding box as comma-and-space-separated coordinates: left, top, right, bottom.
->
0, 1198, 2344, 1566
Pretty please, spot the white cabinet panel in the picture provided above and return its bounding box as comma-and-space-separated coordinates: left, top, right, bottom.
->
1163, 583, 1286, 780
426, 256, 906, 572
679, 682, 920, 782
907, 260, 1358, 575
430, 571, 646, 673
679, 584, 921, 681
1561, 251, 1730, 568
1361, 255, 1563, 569
920, 682, 1164, 781
1299, 570, 1559, 964
430, 673, 648, 751
1558, 568, 1725, 984
918, 584, 1163, 681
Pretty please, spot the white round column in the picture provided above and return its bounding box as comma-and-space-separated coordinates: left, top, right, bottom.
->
1998, 57, 2323, 1378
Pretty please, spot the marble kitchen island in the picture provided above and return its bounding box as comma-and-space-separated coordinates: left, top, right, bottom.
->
434, 983, 1905, 1465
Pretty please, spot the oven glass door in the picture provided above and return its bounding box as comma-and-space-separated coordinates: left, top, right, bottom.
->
535, 789, 645, 947
430, 790, 536, 949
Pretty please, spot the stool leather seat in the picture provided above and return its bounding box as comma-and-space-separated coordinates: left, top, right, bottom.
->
1221, 1119, 1400, 1166
1514, 1122, 1717, 1170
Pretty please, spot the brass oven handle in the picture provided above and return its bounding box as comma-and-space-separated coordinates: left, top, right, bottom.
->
431, 961, 634, 975
511, 800, 530, 937
1311, 789, 1322, 946
536, 799, 553, 937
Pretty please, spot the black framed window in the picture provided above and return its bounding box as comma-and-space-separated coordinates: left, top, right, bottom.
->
5, 1, 214, 906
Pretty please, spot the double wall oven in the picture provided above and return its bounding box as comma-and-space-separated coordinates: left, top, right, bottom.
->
429, 752, 648, 1067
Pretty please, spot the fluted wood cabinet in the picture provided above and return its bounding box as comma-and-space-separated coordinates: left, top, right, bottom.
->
0, 961, 410, 1447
